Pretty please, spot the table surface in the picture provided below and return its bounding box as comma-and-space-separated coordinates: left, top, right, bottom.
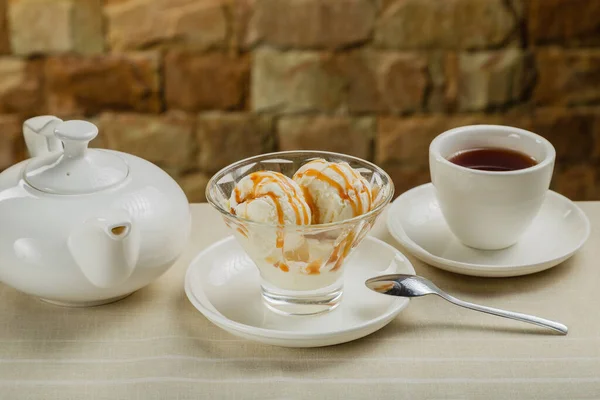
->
1, 203, 598, 399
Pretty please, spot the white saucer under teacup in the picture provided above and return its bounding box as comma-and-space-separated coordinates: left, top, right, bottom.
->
185, 236, 415, 348
387, 183, 590, 278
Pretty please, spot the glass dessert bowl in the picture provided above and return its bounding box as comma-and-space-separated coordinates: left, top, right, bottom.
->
206, 151, 394, 316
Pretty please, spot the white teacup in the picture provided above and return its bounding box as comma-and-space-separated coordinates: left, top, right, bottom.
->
429, 125, 556, 250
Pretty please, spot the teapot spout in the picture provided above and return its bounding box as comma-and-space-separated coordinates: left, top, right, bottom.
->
68, 210, 140, 288
23, 116, 63, 157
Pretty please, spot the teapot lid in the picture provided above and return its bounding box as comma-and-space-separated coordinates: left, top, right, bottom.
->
24, 120, 128, 195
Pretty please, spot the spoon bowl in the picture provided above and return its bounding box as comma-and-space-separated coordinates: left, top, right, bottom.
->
366, 274, 439, 297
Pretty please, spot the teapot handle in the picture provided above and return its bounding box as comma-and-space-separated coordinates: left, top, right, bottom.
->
23, 116, 64, 158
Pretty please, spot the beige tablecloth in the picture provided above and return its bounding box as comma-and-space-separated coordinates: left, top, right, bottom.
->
1, 203, 598, 399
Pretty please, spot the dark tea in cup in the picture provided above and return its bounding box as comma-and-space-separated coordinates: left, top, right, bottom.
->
447, 148, 537, 172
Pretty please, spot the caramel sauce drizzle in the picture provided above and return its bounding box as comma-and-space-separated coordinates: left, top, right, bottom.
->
291, 202, 302, 224
330, 164, 363, 216
302, 186, 318, 224
272, 174, 303, 224
301, 200, 310, 224
346, 165, 373, 211
279, 174, 311, 225
274, 261, 289, 272
297, 169, 357, 217
295, 161, 373, 223
365, 185, 373, 210
234, 172, 311, 249
245, 172, 309, 226
327, 231, 355, 272
233, 166, 371, 279
305, 260, 322, 275
371, 185, 380, 207
263, 192, 285, 225
276, 231, 284, 249
326, 240, 342, 266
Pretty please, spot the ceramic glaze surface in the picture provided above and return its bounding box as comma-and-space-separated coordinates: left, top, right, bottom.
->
0, 117, 191, 305
429, 125, 556, 250
387, 183, 590, 277
185, 236, 415, 347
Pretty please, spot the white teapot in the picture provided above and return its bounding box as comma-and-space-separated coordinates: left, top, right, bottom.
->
0, 116, 191, 306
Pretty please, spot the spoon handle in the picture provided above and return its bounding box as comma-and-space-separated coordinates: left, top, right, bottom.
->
439, 294, 568, 335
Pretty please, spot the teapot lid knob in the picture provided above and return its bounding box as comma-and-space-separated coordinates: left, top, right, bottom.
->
55, 120, 98, 142
54, 120, 98, 159
24, 119, 128, 195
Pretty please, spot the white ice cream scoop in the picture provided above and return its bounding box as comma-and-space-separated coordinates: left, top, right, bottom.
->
229, 171, 311, 226
293, 159, 373, 224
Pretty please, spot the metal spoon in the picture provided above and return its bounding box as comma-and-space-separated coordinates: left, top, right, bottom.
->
365, 274, 568, 335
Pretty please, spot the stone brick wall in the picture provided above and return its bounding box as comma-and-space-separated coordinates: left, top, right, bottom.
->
0, 0, 599, 202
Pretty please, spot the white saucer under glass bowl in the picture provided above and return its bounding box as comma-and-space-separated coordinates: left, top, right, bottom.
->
185, 236, 415, 348
205, 151, 394, 316
387, 183, 590, 277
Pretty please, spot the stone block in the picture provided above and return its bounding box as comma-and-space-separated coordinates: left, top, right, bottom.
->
0, 57, 43, 113
105, 0, 227, 50
253, 48, 430, 114
197, 112, 274, 173
45, 52, 161, 115
278, 116, 374, 160
375, 0, 517, 50
97, 112, 196, 171
456, 48, 533, 111
534, 49, 600, 106
165, 51, 249, 112
340, 50, 429, 113
0, 0, 10, 54
530, 108, 597, 162
427, 52, 459, 112
9, 0, 103, 55
231, 0, 253, 49
251, 48, 345, 113
246, 0, 375, 49
528, 0, 600, 46
552, 163, 597, 201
